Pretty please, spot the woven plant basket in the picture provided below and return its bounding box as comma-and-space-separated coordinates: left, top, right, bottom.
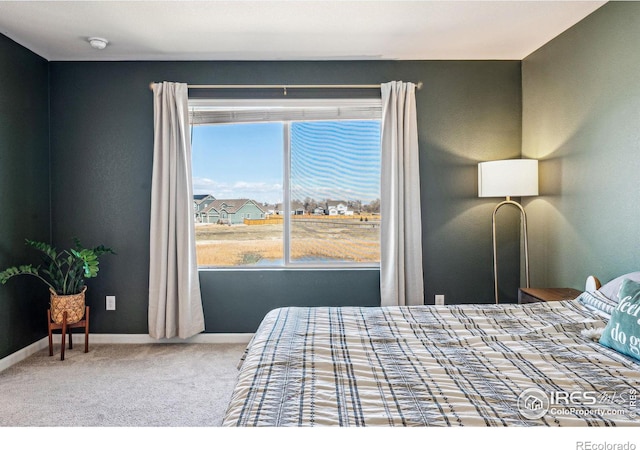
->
50, 286, 86, 325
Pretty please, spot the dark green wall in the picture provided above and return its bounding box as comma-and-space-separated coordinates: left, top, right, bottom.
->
522, 2, 640, 289
0, 34, 50, 358
200, 270, 381, 333
0, 45, 522, 352
418, 62, 522, 304
47, 60, 521, 336
5, 0, 636, 356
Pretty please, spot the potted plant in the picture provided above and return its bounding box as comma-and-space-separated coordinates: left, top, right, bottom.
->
0, 238, 115, 324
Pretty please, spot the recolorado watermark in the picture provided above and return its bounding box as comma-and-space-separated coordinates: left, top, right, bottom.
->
517, 386, 637, 420
576, 442, 636, 450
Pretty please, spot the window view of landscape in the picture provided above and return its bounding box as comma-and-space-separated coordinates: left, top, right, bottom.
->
191, 120, 381, 267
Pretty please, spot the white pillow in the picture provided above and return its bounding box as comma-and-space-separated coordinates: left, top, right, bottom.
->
577, 290, 615, 318
597, 271, 640, 302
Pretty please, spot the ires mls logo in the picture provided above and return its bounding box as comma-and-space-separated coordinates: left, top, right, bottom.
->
517, 388, 550, 419
517, 386, 638, 420
550, 391, 598, 405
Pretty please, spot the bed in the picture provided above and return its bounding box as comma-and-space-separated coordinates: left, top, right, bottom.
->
222, 275, 640, 426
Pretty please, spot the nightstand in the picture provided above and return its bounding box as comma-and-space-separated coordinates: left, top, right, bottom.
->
518, 287, 582, 304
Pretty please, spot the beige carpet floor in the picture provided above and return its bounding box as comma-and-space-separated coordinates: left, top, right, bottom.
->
0, 342, 246, 427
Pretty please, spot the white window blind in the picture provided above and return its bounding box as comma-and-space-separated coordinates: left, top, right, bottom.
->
189, 98, 382, 124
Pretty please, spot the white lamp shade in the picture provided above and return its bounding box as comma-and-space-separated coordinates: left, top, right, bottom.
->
478, 159, 538, 198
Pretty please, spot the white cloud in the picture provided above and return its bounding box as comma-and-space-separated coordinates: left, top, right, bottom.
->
194, 178, 378, 206
193, 177, 282, 204
290, 184, 379, 203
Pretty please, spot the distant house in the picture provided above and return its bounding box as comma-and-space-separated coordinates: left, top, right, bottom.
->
194, 196, 266, 224
292, 201, 305, 215
193, 194, 215, 215
264, 204, 277, 216
271, 200, 354, 216
327, 201, 350, 216
275, 201, 306, 215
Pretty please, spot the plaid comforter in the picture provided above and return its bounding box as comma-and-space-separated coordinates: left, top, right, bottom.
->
222, 300, 640, 426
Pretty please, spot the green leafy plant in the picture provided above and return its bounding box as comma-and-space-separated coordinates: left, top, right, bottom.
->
0, 238, 115, 295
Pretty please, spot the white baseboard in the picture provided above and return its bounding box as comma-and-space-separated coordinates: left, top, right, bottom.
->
85, 333, 253, 344
0, 333, 253, 373
0, 339, 50, 373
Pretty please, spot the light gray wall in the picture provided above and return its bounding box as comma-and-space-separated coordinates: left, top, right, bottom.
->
522, 2, 640, 289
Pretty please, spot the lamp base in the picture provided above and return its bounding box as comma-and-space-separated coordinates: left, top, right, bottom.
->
492, 199, 530, 304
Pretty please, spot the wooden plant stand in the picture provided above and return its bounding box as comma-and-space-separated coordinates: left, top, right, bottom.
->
47, 306, 90, 361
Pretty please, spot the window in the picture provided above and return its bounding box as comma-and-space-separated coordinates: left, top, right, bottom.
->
190, 98, 381, 268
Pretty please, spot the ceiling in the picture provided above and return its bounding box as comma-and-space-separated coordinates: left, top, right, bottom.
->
0, 1, 607, 61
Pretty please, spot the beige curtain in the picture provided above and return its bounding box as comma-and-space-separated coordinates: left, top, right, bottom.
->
380, 81, 425, 307
149, 82, 205, 339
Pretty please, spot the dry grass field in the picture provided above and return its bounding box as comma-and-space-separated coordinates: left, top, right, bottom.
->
195, 216, 380, 266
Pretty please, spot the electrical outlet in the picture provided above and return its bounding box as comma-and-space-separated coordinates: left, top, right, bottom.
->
106, 295, 116, 310
435, 295, 445, 305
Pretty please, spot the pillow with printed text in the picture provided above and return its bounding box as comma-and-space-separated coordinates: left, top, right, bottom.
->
599, 278, 640, 362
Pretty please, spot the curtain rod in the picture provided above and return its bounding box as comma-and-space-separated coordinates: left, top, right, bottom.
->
148, 82, 423, 91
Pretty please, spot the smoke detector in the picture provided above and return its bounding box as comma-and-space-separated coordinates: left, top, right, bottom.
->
88, 37, 109, 50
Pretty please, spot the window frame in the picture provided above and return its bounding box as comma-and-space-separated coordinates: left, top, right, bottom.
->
190, 97, 382, 271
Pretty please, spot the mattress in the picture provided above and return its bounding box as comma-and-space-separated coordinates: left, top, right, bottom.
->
222, 300, 640, 426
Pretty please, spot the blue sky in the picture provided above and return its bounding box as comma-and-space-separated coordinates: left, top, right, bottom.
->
191, 123, 283, 204
191, 121, 380, 205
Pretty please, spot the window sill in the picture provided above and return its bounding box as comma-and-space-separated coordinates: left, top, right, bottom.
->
198, 264, 380, 272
